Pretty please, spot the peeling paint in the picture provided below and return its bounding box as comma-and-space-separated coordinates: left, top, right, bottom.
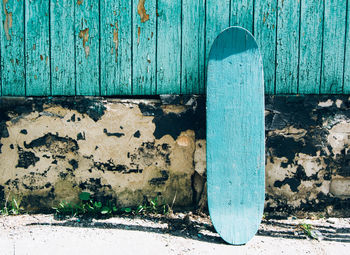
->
137, 26, 141, 45
2, 0, 12, 41
103, 128, 124, 138
79, 28, 90, 58
113, 22, 119, 63
330, 178, 350, 197
137, 0, 150, 23
336, 99, 343, 108
318, 99, 333, 107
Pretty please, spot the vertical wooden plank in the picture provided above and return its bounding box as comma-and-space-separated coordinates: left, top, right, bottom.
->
197, 0, 206, 95
0, 28, 1, 96
298, 0, 323, 94
25, 0, 50, 96
344, 0, 350, 93
50, 0, 75, 96
0, 0, 25, 96
230, 0, 254, 33
75, 0, 100, 96
275, 0, 300, 94
132, 0, 156, 95
205, 0, 230, 86
156, 0, 181, 94
182, 0, 205, 94
101, 0, 132, 96
321, 0, 347, 94
254, 0, 277, 94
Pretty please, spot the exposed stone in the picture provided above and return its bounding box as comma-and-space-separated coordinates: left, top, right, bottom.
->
330, 178, 350, 197
194, 140, 206, 176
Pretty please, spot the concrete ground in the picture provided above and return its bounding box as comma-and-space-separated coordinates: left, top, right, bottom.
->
0, 213, 349, 255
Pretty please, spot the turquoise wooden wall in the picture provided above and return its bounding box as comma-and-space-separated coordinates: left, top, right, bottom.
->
0, 0, 349, 96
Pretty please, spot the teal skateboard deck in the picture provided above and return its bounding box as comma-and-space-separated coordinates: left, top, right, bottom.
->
206, 27, 265, 245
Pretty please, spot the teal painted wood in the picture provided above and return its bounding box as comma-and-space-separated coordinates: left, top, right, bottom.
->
344, 0, 350, 93
275, 0, 300, 94
1, 0, 350, 96
156, 0, 181, 94
321, 0, 347, 94
181, 0, 205, 94
207, 27, 265, 245
0, 0, 25, 96
197, 0, 206, 95
132, 0, 156, 95
205, 0, 231, 85
25, 0, 50, 96
254, 0, 277, 94
230, 0, 254, 33
75, 0, 100, 96
298, 0, 323, 94
50, 0, 75, 96
100, 0, 132, 96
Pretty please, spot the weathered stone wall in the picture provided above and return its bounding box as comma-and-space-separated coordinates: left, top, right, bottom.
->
0, 96, 205, 212
0, 95, 350, 215
266, 96, 350, 215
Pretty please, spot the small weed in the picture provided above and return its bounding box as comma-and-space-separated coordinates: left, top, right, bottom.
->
262, 212, 267, 220
53, 192, 118, 217
0, 197, 22, 216
53, 200, 78, 216
54, 192, 169, 218
136, 197, 170, 215
299, 223, 313, 238
297, 222, 323, 240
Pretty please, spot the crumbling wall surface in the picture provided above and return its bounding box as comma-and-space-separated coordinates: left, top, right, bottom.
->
0, 96, 205, 212
1, 95, 350, 215
266, 96, 350, 215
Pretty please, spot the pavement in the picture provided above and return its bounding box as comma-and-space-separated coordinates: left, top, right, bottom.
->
0, 214, 349, 255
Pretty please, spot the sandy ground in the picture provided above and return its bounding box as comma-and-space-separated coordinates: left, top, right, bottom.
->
0, 213, 349, 255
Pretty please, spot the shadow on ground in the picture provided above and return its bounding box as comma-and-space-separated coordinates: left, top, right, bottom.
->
26, 214, 226, 245
258, 220, 350, 243
26, 215, 350, 244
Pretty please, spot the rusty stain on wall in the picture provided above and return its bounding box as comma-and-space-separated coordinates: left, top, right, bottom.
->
137, 0, 149, 23
137, 27, 141, 45
79, 28, 90, 58
113, 22, 119, 63
2, 0, 12, 41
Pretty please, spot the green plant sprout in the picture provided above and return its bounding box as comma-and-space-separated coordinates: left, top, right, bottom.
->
297, 222, 323, 240
0, 197, 22, 216
53, 192, 169, 218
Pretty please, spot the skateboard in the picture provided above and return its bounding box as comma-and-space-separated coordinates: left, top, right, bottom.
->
206, 26, 265, 245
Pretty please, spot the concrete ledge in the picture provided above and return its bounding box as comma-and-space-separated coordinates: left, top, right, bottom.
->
0, 95, 350, 215
0, 96, 205, 211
